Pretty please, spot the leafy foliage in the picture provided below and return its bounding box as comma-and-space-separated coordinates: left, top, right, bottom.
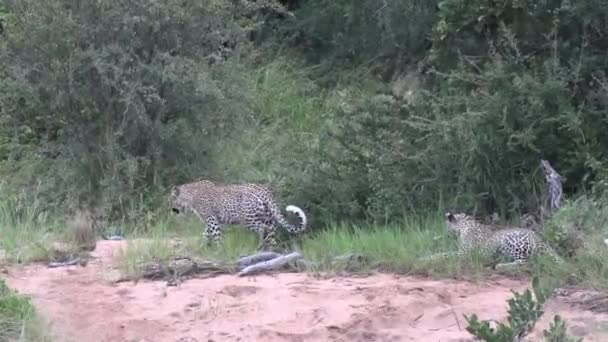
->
542, 196, 608, 257
465, 276, 581, 342
0, 0, 252, 217
465, 276, 548, 341
296, 0, 608, 220
543, 315, 582, 342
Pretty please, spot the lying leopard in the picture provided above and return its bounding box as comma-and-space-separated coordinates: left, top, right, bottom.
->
424, 212, 562, 269
169, 180, 307, 250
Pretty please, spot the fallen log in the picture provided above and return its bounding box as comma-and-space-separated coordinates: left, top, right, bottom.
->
238, 252, 303, 276
117, 250, 310, 283
237, 251, 282, 269
104, 235, 125, 241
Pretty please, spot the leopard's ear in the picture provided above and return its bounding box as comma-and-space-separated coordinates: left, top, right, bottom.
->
170, 186, 180, 197
446, 212, 456, 223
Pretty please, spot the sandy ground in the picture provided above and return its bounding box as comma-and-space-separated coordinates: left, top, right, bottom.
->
4, 241, 608, 342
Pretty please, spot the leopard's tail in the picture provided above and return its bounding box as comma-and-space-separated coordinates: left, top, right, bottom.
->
269, 202, 307, 235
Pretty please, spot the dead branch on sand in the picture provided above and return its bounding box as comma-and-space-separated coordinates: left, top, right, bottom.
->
237, 252, 302, 277
114, 251, 366, 284
115, 251, 309, 284
541, 159, 564, 212
237, 251, 282, 268
48, 258, 82, 268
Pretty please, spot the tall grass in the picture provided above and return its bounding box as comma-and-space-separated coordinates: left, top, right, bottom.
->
0, 190, 58, 264
208, 57, 341, 183
115, 213, 495, 279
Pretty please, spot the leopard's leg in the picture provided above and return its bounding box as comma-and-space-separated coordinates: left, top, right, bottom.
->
246, 220, 275, 251
262, 222, 278, 248
204, 215, 223, 247
242, 203, 277, 251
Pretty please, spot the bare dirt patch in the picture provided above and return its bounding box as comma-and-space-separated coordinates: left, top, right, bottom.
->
5, 241, 608, 342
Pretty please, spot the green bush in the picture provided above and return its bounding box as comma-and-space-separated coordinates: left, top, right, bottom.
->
543, 196, 608, 257
0, 0, 253, 217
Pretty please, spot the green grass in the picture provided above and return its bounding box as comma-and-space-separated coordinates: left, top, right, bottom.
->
0, 279, 51, 342
298, 220, 491, 278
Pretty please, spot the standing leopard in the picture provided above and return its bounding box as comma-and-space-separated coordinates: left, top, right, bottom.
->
423, 212, 562, 268
169, 180, 307, 249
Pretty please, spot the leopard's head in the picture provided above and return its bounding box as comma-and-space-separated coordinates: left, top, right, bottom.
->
169, 186, 186, 215
445, 212, 476, 238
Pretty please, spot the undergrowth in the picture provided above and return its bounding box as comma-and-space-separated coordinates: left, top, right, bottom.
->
0, 279, 51, 342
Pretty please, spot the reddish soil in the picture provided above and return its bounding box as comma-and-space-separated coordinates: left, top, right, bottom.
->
5, 241, 608, 342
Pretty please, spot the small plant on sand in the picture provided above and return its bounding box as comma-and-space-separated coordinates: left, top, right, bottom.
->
465, 276, 580, 342
41, 207, 106, 266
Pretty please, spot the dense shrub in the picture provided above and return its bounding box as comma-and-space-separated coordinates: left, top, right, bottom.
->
259, 0, 439, 81
210, 0, 608, 223
1, 0, 608, 225
0, 0, 253, 217
297, 0, 608, 220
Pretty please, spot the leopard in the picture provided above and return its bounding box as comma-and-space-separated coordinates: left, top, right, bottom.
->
423, 212, 562, 269
169, 180, 307, 250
